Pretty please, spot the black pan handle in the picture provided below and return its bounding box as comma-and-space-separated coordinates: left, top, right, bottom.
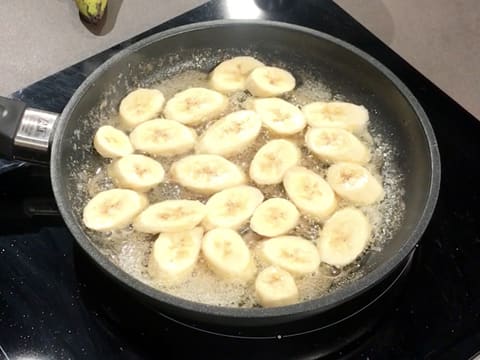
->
0, 96, 59, 164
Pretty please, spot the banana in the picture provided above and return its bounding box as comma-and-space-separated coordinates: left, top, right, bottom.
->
250, 198, 300, 237
316, 207, 371, 267
251, 98, 306, 135
133, 200, 206, 234
203, 185, 264, 230
195, 110, 262, 156
201, 228, 256, 282
302, 101, 369, 133
305, 127, 371, 164
283, 166, 337, 221
93, 125, 134, 158
75, 0, 108, 24
326, 162, 384, 205
129, 119, 197, 156
83, 189, 148, 231
148, 227, 203, 285
119, 88, 165, 129
255, 266, 299, 307
245, 66, 296, 97
249, 139, 301, 185
170, 154, 246, 194
108, 154, 165, 192
163, 87, 228, 125
259, 236, 320, 276
209, 56, 265, 93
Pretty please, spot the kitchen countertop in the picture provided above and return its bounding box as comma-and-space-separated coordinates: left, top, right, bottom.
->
1, 0, 479, 118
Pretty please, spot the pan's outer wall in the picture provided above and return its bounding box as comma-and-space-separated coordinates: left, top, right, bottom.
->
51, 21, 440, 327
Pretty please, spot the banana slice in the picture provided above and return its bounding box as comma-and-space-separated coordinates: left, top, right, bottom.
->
163, 87, 228, 125
195, 110, 262, 156
255, 266, 299, 307
133, 200, 206, 234
246, 66, 296, 97
259, 236, 320, 276
170, 154, 246, 194
252, 98, 306, 135
326, 162, 384, 205
129, 119, 197, 156
148, 227, 203, 285
209, 56, 265, 93
250, 198, 300, 237
249, 139, 301, 185
83, 189, 148, 231
302, 102, 369, 132
203, 185, 264, 230
108, 154, 165, 192
119, 88, 165, 129
93, 125, 134, 158
317, 207, 371, 267
283, 166, 337, 221
202, 228, 256, 282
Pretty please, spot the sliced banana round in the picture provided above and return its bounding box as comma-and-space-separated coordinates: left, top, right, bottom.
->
252, 98, 306, 135
283, 166, 337, 221
259, 236, 320, 276
305, 127, 371, 164
327, 162, 384, 205
317, 207, 371, 267
209, 56, 265, 93
302, 101, 369, 133
255, 266, 299, 308
93, 125, 134, 158
129, 119, 197, 156
249, 139, 301, 185
246, 66, 296, 97
148, 227, 204, 285
83, 189, 148, 232
170, 154, 246, 194
203, 185, 264, 230
195, 110, 262, 156
133, 200, 206, 234
250, 198, 300, 237
202, 228, 256, 282
163, 87, 228, 125
119, 88, 165, 129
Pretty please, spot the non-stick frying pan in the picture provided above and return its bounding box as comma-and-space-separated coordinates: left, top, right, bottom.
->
0, 20, 440, 330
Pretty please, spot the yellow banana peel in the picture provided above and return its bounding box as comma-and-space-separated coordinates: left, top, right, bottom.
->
75, 0, 108, 24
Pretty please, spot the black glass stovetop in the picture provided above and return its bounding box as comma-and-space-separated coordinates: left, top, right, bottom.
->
1, 1, 480, 359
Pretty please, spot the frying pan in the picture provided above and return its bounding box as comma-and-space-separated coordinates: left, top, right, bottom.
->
0, 20, 440, 330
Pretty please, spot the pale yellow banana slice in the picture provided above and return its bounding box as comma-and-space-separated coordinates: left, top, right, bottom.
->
283, 166, 337, 221
202, 228, 256, 282
249, 139, 301, 185
250, 198, 300, 237
326, 162, 384, 205
195, 110, 262, 156
119, 88, 165, 129
108, 154, 165, 192
163, 87, 228, 125
246, 66, 296, 97
317, 207, 371, 267
255, 266, 299, 307
209, 56, 265, 93
93, 125, 134, 158
302, 101, 369, 132
170, 154, 246, 194
148, 227, 203, 285
252, 98, 306, 135
203, 185, 264, 230
129, 119, 197, 156
259, 236, 320, 276
133, 200, 206, 234
305, 127, 371, 164
83, 189, 148, 232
